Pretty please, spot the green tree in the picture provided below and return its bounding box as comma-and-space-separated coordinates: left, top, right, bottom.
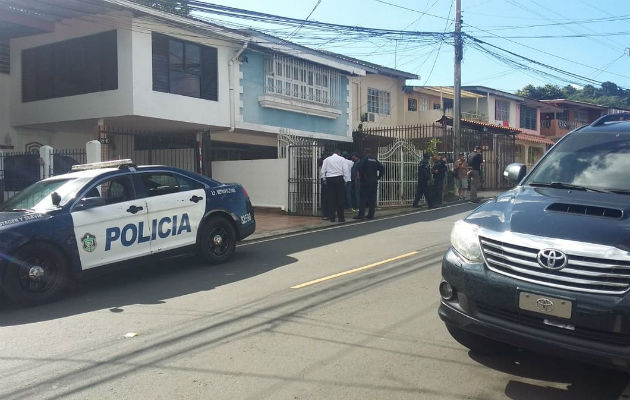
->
132, 0, 190, 16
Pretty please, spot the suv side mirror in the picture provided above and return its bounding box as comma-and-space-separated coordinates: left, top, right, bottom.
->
74, 197, 107, 211
504, 163, 527, 184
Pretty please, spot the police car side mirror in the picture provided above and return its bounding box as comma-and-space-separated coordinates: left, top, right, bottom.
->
74, 197, 107, 211
51, 191, 61, 206
504, 163, 527, 184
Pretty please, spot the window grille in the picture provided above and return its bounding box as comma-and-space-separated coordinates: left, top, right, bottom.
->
495, 100, 510, 122
264, 54, 340, 107
367, 88, 391, 115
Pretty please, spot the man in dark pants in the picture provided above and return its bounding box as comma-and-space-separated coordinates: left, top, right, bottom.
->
468, 145, 484, 203
320, 149, 348, 222
354, 154, 385, 219
412, 152, 433, 208
431, 154, 448, 206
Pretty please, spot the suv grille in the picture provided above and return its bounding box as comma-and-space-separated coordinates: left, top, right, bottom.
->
480, 236, 630, 295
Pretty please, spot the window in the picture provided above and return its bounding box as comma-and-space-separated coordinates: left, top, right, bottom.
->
575, 110, 588, 126
0, 39, 8, 74
420, 97, 429, 112
367, 88, 390, 115
520, 106, 537, 130
408, 98, 417, 111
264, 53, 340, 106
22, 31, 118, 102
90, 176, 134, 205
152, 33, 218, 100
140, 172, 203, 197
495, 100, 510, 122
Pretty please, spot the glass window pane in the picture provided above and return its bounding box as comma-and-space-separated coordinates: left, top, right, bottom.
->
169, 40, 184, 71
170, 70, 200, 97
185, 43, 200, 74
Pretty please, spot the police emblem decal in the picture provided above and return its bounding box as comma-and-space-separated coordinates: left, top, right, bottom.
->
81, 233, 97, 252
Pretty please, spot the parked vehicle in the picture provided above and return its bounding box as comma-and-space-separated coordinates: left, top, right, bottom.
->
438, 113, 630, 371
0, 160, 255, 306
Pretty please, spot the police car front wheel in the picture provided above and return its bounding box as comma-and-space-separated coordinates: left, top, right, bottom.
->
2, 242, 69, 306
198, 216, 236, 264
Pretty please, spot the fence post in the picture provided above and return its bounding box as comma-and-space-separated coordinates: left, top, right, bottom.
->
40, 145, 53, 179
86, 140, 102, 164
0, 150, 3, 202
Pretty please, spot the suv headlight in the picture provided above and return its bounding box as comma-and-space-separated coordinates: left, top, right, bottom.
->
450, 220, 483, 263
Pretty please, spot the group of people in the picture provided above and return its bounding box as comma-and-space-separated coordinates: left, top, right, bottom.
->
319, 145, 484, 222
413, 145, 484, 208
320, 150, 384, 222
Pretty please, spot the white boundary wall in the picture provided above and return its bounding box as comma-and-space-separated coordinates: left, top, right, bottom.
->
211, 159, 288, 211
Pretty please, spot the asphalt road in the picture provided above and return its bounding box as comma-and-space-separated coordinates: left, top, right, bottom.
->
1, 203, 628, 400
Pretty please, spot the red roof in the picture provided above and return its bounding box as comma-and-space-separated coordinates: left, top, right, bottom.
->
516, 133, 555, 145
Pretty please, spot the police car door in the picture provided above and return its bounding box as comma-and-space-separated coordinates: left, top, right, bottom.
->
71, 174, 150, 270
138, 171, 205, 253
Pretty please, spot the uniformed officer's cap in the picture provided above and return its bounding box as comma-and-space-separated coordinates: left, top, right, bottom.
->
423, 152, 431, 159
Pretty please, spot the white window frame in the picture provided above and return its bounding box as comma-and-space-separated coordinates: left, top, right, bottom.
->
420, 96, 429, 112
495, 100, 510, 122
367, 88, 391, 115
264, 54, 340, 107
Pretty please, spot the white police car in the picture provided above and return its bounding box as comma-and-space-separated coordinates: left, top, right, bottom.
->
0, 160, 255, 306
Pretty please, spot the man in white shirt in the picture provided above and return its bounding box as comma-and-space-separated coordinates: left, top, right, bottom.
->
321, 149, 348, 222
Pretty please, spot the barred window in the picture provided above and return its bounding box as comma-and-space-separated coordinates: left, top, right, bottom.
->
0, 39, 8, 74
264, 54, 340, 107
367, 88, 390, 115
407, 98, 417, 111
519, 106, 537, 130
495, 100, 510, 122
420, 96, 429, 112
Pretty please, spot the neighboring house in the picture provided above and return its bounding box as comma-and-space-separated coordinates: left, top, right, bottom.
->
538, 99, 608, 139
0, 0, 367, 166
460, 86, 556, 168
403, 86, 485, 125
317, 55, 418, 130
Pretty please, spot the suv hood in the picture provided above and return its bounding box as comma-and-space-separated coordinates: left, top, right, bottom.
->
466, 186, 630, 251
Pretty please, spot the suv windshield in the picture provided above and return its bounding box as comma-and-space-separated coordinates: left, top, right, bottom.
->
0, 178, 87, 212
524, 129, 630, 193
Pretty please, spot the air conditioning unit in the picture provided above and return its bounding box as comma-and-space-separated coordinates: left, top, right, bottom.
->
367, 112, 376, 122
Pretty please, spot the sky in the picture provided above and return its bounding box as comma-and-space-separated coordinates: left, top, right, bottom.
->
192, 0, 630, 94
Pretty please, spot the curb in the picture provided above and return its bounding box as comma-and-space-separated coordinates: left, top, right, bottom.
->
242, 198, 483, 243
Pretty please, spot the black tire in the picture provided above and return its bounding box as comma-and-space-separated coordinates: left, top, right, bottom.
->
2, 242, 70, 306
197, 216, 236, 264
446, 325, 513, 355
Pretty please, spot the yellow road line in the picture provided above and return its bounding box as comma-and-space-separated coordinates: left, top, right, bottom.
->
291, 251, 419, 289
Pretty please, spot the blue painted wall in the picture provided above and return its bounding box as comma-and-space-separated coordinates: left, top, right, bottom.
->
240, 50, 349, 137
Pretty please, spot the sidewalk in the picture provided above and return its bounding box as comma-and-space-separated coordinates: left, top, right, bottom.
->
247, 190, 502, 241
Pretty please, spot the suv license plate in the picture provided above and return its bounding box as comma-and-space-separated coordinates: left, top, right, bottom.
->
518, 292, 572, 319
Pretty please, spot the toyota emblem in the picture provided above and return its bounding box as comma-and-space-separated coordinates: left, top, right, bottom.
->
536, 298, 554, 312
537, 249, 568, 270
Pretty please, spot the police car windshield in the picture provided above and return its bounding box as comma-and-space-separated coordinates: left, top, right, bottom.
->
524, 130, 630, 193
0, 178, 87, 212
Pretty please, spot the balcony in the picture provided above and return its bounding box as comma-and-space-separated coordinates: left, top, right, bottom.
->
540, 119, 584, 137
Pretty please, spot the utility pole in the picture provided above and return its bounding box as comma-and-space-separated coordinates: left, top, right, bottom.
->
453, 0, 462, 158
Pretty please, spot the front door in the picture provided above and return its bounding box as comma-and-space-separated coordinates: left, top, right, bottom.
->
71, 174, 150, 270
137, 171, 206, 253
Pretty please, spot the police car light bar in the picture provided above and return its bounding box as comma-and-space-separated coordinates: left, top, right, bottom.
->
71, 159, 134, 171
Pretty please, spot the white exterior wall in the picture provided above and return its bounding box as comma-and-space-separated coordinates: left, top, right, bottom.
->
9, 13, 237, 130
10, 12, 135, 127
211, 159, 288, 210
130, 18, 234, 127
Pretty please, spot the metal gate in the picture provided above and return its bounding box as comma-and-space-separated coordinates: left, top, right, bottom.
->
377, 139, 424, 207
100, 128, 199, 173
287, 142, 325, 216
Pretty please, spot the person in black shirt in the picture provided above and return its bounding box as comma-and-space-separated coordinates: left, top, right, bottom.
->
431, 154, 448, 206
412, 153, 433, 208
468, 146, 484, 202
354, 154, 385, 219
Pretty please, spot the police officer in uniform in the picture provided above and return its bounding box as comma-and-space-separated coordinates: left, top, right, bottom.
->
432, 154, 448, 206
354, 154, 385, 219
412, 152, 433, 208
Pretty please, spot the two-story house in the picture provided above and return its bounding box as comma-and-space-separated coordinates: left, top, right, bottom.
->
0, 0, 369, 208
539, 99, 608, 139
460, 86, 556, 169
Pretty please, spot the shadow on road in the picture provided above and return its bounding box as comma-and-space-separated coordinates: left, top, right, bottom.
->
0, 203, 475, 325
469, 348, 629, 400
